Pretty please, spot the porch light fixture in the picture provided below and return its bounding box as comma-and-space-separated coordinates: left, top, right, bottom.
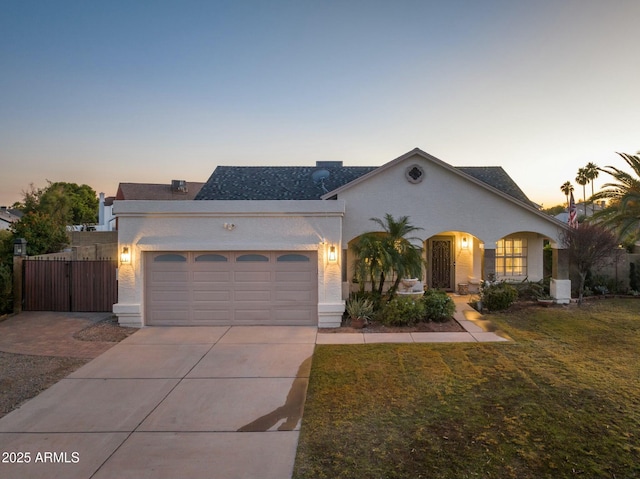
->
13, 238, 27, 257
461, 237, 469, 250
120, 246, 131, 265
328, 245, 338, 263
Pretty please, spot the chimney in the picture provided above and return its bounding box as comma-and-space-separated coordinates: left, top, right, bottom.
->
171, 180, 188, 193
315, 161, 343, 168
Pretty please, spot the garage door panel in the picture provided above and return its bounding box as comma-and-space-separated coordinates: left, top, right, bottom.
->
192, 284, 231, 293
234, 271, 271, 282
193, 291, 231, 301
275, 291, 314, 302
149, 291, 190, 302
151, 272, 190, 283
146, 251, 317, 326
234, 290, 271, 301
275, 272, 314, 282
193, 271, 231, 282
274, 281, 313, 291
193, 310, 231, 321
151, 309, 190, 322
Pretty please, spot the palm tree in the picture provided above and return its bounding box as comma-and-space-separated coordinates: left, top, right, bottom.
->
584, 162, 599, 215
351, 214, 424, 297
560, 181, 574, 207
591, 152, 640, 241
350, 232, 390, 294
575, 168, 589, 217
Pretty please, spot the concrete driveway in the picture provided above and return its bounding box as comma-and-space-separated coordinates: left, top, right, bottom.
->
0, 326, 316, 479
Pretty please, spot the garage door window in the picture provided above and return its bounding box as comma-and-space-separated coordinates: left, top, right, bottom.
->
277, 254, 310, 262
195, 254, 228, 262
237, 254, 269, 262
154, 253, 187, 262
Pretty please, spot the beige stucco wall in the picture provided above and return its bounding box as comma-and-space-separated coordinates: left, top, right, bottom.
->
113, 200, 345, 327
337, 152, 566, 290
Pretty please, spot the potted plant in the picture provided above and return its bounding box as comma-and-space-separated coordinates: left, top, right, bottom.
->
345, 296, 374, 329
536, 294, 555, 307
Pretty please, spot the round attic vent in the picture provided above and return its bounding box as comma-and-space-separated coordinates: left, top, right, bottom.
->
405, 164, 424, 184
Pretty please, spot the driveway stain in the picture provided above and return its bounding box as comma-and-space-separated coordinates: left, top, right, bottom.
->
237, 356, 312, 432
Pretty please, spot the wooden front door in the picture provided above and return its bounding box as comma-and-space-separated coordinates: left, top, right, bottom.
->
428, 236, 454, 291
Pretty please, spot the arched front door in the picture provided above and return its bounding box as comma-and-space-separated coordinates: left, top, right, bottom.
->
428, 236, 454, 290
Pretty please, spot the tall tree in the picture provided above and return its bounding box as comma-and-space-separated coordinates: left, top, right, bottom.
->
8, 181, 98, 256
19, 181, 98, 225
561, 223, 618, 304
575, 168, 589, 216
591, 152, 640, 242
584, 162, 599, 215
560, 181, 574, 207
11, 211, 69, 255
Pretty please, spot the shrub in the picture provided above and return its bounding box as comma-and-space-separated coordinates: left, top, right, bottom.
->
378, 296, 425, 326
349, 290, 383, 312
345, 296, 374, 322
480, 281, 518, 311
422, 289, 455, 322
0, 262, 12, 314
511, 280, 547, 300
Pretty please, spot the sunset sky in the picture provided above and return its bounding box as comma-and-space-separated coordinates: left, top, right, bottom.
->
1, 0, 638, 208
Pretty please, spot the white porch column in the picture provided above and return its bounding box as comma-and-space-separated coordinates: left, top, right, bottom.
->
551, 247, 571, 304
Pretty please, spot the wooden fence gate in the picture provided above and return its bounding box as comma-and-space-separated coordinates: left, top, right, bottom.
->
23, 259, 118, 312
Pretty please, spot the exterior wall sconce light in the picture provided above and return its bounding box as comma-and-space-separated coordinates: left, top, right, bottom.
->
223, 223, 236, 231
120, 246, 131, 265
328, 245, 338, 263
461, 236, 469, 250
13, 238, 27, 257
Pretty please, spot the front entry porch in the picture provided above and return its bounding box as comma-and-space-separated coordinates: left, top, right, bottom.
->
346, 230, 570, 304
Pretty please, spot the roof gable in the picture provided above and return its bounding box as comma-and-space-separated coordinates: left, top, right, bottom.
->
321, 148, 535, 206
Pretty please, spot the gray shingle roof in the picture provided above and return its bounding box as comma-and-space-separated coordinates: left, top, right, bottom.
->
195, 166, 377, 200
195, 164, 532, 205
456, 167, 533, 205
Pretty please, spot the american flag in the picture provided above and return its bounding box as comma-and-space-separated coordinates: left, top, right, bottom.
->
568, 191, 578, 228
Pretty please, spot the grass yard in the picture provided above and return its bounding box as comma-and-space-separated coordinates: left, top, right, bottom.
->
293, 299, 640, 479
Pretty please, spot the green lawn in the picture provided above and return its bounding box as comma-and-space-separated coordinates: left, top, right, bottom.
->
293, 299, 640, 479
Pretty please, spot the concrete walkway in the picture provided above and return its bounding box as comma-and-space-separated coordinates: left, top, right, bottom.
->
0, 298, 508, 479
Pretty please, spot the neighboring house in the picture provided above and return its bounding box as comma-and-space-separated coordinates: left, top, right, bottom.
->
113, 148, 570, 328
555, 200, 607, 223
94, 193, 116, 232
0, 206, 22, 231
115, 180, 205, 201
112, 180, 205, 231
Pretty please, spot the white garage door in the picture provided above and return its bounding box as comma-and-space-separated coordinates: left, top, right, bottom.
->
145, 251, 318, 326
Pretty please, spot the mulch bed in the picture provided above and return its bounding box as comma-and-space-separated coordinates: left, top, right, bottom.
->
319, 318, 465, 334
73, 317, 137, 342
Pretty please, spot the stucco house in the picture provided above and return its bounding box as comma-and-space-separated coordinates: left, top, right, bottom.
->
0, 206, 22, 231
113, 148, 570, 328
